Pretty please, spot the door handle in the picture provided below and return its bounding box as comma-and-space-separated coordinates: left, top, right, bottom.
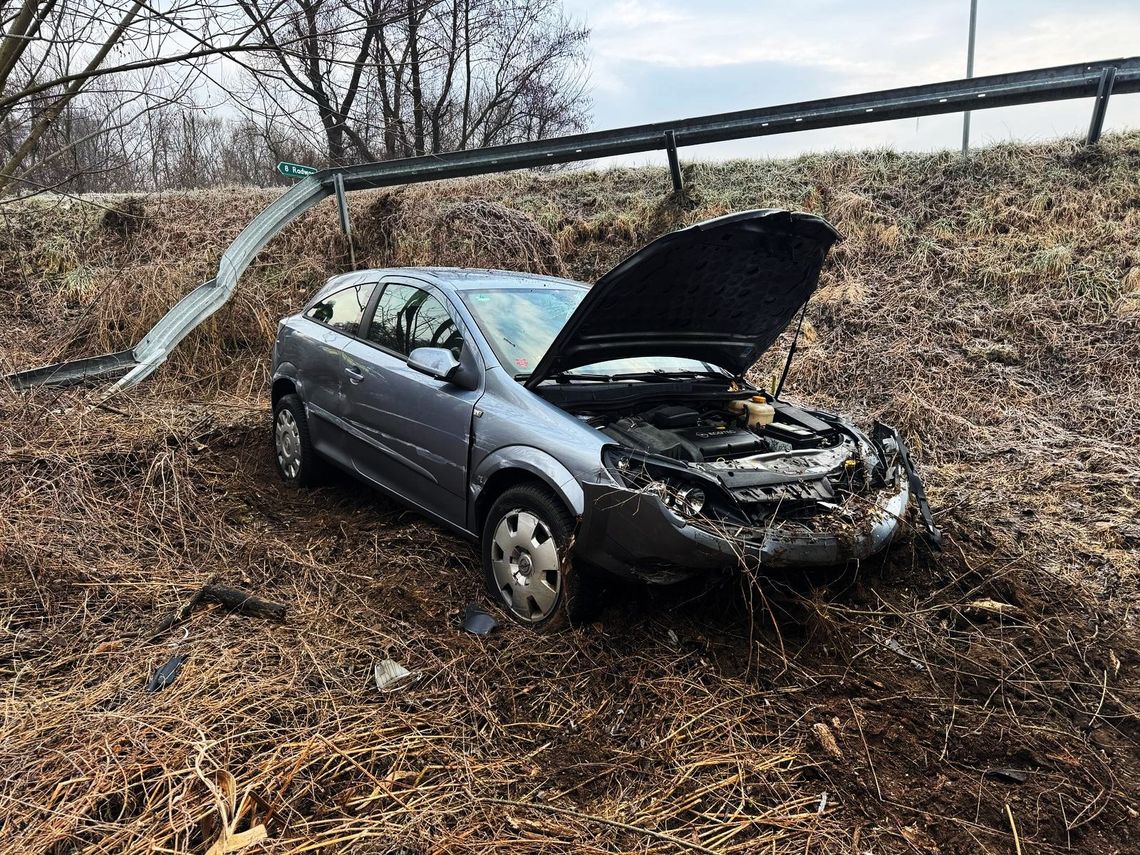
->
345, 365, 364, 384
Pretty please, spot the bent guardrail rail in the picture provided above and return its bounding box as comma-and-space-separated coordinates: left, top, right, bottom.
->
6, 56, 1138, 391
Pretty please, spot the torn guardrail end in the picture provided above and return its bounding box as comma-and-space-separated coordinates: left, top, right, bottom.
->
3, 349, 138, 391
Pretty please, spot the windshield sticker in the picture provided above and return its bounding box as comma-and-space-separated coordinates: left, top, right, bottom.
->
514, 357, 529, 368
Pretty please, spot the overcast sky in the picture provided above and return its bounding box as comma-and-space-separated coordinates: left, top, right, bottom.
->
560, 0, 1140, 165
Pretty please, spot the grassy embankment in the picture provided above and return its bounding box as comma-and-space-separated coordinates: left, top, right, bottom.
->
1, 134, 1137, 853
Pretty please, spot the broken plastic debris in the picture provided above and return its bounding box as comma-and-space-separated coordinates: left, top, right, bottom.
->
462, 603, 498, 635
146, 653, 187, 692
873, 633, 926, 672
963, 598, 1023, 618
984, 767, 1029, 784
374, 658, 413, 691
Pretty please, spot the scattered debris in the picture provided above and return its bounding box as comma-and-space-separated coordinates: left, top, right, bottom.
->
817, 791, 829, 814
200, 585, 287, 621
985, 768, 1030, 784
962, 598, 1023, 619
5, 139, 1140, 852
374, 658, 413, 692
145, 653, 187, 693
610, 707, 626, 736
462, 603, 498, 635
812, 722, 843, 759
872, 633, 926, 672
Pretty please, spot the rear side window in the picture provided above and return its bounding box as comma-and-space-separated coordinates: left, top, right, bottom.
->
367, 283, 463, 357
305, 283, 375, 335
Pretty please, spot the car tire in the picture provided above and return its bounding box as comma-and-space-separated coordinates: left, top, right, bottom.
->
272, 393, 325, 487
482, 484, 599, 632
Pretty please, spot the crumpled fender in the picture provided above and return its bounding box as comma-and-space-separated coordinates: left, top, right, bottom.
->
470, 445, 586, 522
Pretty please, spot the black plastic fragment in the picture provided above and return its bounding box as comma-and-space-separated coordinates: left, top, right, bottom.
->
146, 653, 187, 692
462, 603, 498, 635
984, 767, 1029, 784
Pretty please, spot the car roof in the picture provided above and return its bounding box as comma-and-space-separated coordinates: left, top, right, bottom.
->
322, 267, 586, 294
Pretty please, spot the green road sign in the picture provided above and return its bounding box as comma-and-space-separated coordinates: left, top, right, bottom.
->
277, 161, 317, 179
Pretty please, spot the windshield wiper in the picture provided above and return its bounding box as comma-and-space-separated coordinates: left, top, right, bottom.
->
513, 371, 614, 383
551, 371, 613, 382
607, 369, 728, 382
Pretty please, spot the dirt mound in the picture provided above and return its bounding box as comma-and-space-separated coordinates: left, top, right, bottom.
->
2, 134, 1139, 853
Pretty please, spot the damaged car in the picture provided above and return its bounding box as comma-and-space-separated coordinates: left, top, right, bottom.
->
270, 209, 941, 631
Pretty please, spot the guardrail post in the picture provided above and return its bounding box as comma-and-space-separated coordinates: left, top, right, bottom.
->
664, 130, 683, 194
333, 172, 357, 268
1086, 66, 1116, 145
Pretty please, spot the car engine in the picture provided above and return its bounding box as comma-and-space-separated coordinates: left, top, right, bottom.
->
586, 393, 897, 529
598, 399, 841, 463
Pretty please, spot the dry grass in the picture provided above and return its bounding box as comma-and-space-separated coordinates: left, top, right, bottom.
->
1, 133, 1139, 854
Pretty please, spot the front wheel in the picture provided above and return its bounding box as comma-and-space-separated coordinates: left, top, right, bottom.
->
272, 393, 325, 486
482, 484, 599, 632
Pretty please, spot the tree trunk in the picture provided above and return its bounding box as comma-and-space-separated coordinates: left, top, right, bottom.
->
407, 0, 424, 156
378, 24, 396, 157
461, 0, 471, 148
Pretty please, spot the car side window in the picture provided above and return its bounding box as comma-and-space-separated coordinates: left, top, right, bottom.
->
367, 283, 464, 358
304, 283, 375, 335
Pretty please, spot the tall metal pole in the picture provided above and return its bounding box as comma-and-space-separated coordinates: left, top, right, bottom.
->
962, 0, 978, 156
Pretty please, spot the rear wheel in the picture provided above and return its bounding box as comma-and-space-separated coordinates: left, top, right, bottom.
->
272, 393, 325, 486
482, 484, 599, 632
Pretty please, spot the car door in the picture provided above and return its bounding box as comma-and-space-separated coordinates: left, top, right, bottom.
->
339, 277, 482, 527
295, 280, 376, 466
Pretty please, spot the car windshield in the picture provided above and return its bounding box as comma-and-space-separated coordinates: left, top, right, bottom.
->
461, 287, 720, 379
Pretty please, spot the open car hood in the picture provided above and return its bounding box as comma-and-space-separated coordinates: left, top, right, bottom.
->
524, 209, 840, 388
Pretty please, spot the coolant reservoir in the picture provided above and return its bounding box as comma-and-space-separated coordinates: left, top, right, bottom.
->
729, 396, 775, 427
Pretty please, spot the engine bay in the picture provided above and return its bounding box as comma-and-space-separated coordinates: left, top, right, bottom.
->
532, 374, 939, 549
595, 398, 842, 463
568, 390, 901, 529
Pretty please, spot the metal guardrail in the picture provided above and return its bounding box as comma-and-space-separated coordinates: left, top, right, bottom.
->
6, 56, 1138, 391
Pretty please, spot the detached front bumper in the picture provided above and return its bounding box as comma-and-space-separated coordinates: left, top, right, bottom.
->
575, 477, 910, 585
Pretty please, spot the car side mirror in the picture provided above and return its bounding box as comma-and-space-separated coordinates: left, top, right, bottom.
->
408, 347, 461, 382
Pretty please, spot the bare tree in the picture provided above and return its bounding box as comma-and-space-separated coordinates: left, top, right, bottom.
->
237, 0, 588, 164
235, 0, 385, 165
0, 1, 265, 196
378, 0, 589, 155
458, 0, 589, 149
0, 0, 590, 195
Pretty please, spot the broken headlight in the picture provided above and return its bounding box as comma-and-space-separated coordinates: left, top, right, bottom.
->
602, 447, 722, 519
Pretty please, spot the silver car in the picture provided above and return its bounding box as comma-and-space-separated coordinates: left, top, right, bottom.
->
270, 210, 940, 631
